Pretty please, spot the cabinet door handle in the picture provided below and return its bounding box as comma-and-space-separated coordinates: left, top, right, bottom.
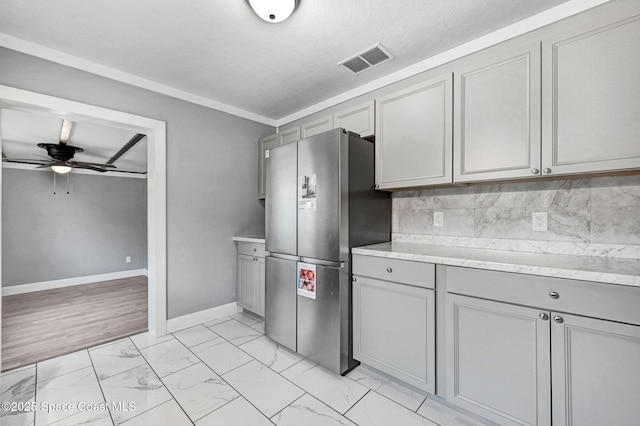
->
352, 276, 357, 282
539, 313, 549, 320
386, 267, 392, 273
253, 248, 257, 252
549, 291, 559, 299
553, 315, 564, 323
531, 168, 540, 175
543, 168, 552, 174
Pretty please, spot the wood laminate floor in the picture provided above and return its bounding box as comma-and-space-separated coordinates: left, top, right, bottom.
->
1, 275, 147, 371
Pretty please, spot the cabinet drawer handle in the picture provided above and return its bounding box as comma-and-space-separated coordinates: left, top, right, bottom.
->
531, 168, 540, 175
543, 168, 552, 174
539, 313, 549, 320
253, 248, 257, 252
386, 267, 392, 273
553, 315, 564, 324
549, 292, 559, 299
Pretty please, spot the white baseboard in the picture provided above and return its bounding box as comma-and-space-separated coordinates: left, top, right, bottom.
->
167, 302, 242, 333
2, 269, 148, 296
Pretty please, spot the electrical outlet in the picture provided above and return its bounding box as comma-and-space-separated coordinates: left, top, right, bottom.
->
531, 212, 548, 232
434, 211, 444, 228
125, 256, 132, 264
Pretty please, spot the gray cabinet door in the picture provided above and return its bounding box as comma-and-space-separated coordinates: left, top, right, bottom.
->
256, 257, 265, 317
237, 253, 257, 312
333, 101, 375, 137
542, 14, 640, 176
446, 294, 551, 426
454, 42, 541, 182
551, 313, 640, 426
258, 133, 279, 199
353, 276, 435, 393
375, 74, 453, 189
279, 126, 301, 146
301, 115, 333, 138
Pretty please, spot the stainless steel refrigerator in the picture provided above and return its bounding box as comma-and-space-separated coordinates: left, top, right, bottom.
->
265, 128, 390, 375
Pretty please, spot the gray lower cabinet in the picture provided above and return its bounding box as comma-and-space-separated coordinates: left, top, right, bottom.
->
445, 266, 640, 426
446, 294, 551, 426
236, 242, 266, 317
551, 313, 640, 426
352, 255, 436, 393
541, 11, 640, 176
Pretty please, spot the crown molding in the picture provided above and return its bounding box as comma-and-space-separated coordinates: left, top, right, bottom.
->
276, 0, 610, 126
0, 33, 277, 127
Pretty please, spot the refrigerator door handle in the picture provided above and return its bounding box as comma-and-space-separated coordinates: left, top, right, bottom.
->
299, 257, 344, 268
269, 253, 301, 262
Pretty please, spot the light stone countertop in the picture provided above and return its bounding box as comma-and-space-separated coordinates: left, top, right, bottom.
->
233, 235, 266, 244
353, 242, 640, 287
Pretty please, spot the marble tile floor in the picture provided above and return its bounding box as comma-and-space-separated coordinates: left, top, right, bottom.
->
0, 313, 493, 426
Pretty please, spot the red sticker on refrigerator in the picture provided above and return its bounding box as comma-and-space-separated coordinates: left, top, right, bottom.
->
297, 262, 316, 300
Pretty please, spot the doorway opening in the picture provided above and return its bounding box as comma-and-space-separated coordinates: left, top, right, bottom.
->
0, 84, 167, 370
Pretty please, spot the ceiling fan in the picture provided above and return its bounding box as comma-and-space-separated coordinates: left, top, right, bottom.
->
3, 119, 117, 173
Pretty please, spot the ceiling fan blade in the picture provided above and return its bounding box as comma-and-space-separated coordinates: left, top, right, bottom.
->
72, 164, 108, 172
59, 119, 73, 145
69, 161, 116, 168
4, 158, 53, 164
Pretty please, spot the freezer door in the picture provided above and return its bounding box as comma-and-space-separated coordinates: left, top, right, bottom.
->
297, 261, 353, 375
266, 142, 297, 256
297, 129, 344, 262
265, 256, 297, 352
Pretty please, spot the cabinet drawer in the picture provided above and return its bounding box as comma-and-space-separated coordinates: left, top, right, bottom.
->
237, 242, 266, 258
353, 254, 435, 289
446, 266, 640, 326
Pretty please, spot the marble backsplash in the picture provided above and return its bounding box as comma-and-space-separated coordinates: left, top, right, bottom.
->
391, 174, 640, 258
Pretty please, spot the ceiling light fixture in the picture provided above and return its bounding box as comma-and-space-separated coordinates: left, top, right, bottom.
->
247, 0, 299, 23
51, 165, 72, 174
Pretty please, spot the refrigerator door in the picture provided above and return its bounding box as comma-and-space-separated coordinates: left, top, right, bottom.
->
297, 129, 344, 262
297, 261, 353, 375
265, 256, 297, 351
266, 142, 297, 256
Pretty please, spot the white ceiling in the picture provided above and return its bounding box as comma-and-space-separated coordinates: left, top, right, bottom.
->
2, 109, 147, 174
0, 0, 584, 123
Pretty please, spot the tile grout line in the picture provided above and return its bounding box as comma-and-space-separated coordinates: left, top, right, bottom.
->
87, 348, 116, 426
134, 338, 196, 425
179, 336, 278, 424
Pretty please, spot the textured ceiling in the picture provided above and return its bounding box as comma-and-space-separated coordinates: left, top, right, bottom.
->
0, 0, 573, 121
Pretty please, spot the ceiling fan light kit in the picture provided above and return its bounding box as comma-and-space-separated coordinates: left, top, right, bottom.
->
51, 165, 72, 174
247, 0, 299, 23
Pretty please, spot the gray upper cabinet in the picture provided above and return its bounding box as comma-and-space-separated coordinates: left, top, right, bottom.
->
278, 126, 301, 146
258, 133, 278, 199
454, 42, 541, 182
301, 115, 333, 138
375, 75, 453, 190
542, 13, 640, 176
551, 313, 640, 426
333, 100, 375, 137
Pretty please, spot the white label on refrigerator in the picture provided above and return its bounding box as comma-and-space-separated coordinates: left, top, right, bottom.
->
297, 262, 316, 300
298, 174, 317, 211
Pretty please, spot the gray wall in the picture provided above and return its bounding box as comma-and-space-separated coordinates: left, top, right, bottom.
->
392, 175, 640, 246
2, 169, 147, 285
0, 47, 274, 318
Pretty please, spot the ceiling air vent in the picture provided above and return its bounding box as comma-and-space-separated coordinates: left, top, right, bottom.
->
339, 44, 393, 75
